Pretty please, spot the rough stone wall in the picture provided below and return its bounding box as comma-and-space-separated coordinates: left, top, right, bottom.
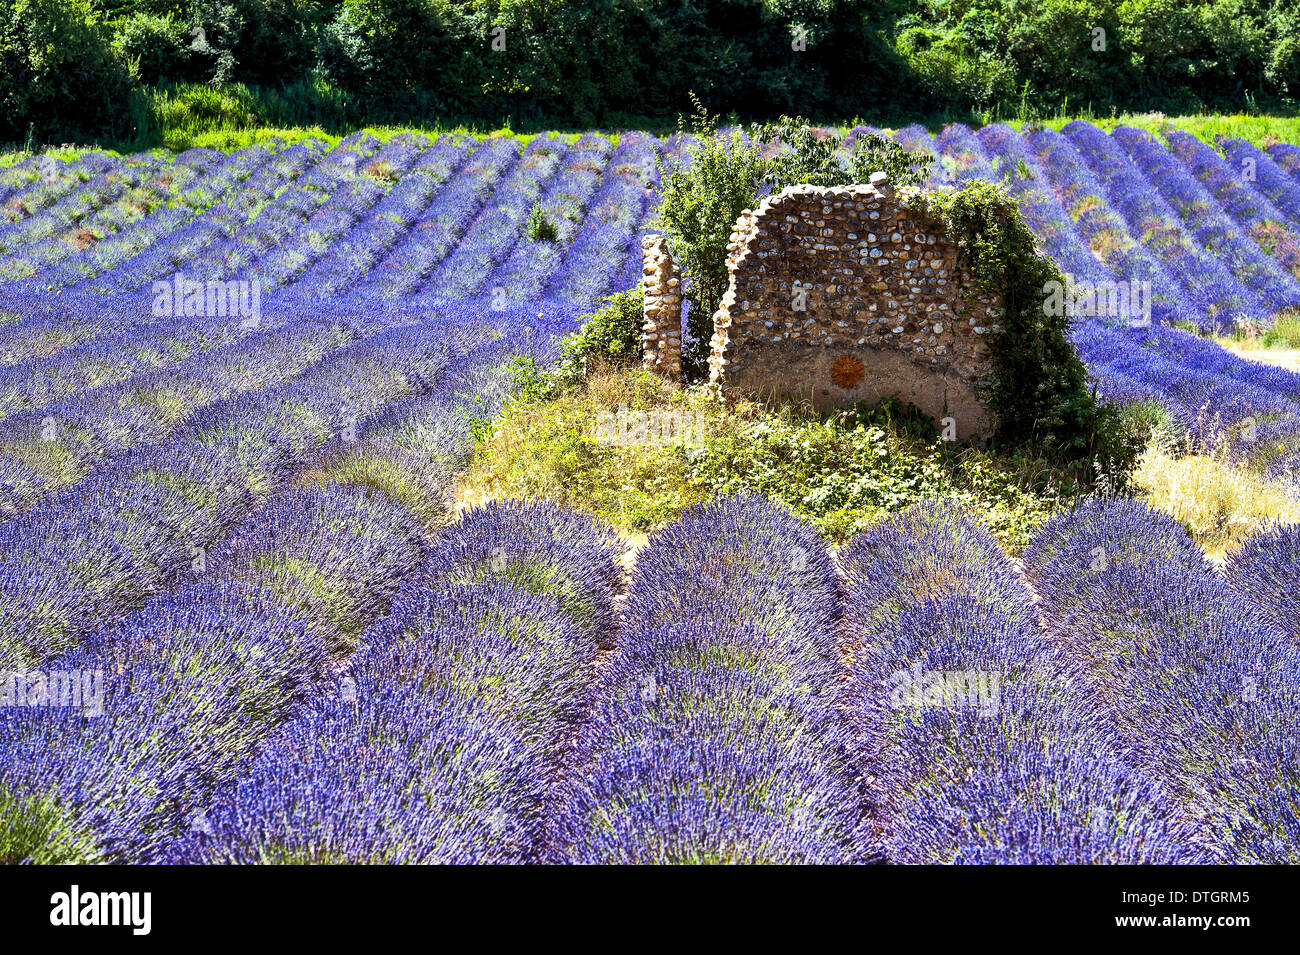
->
641, 234, 682, 379
708, 178, 1002, 439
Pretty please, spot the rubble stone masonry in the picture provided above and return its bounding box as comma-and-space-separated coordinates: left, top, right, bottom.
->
706, 177, 1002, 440
640, 234, 682, 378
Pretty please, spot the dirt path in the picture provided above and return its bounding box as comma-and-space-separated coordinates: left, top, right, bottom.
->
1225, 343, 1300, 373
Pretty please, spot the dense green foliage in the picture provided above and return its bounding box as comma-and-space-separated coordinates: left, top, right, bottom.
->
923, 180, 1147, 471
10, 0, 1300, 146
653, 103, 933, 377
0, 0, 133, 144
894, 0, 1296, 118
525, 204, 559, 243
686, 401, 1055, 548
927, 181, 1092, 443
553, 289, 644, 384
114, 12, 189, 86
758, 116, 933, 191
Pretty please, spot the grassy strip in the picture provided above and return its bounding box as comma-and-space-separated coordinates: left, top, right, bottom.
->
9, 79, 1300, 159
1135, 445, 1300, 560
456, 364, 1060, 552
1013, 112, 1300, 150
1215, 312, 1300, 354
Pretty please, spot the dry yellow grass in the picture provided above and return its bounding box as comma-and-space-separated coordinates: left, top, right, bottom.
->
452, 481, 498, 518
1223, 342, 1300, 373
1135, 446, 1300, 560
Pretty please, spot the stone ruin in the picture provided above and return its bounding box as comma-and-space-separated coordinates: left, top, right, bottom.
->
641, 175, 1003, 440
640, 234, 682, 378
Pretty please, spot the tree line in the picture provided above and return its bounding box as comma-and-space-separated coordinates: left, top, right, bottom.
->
4, 0, 1300, 146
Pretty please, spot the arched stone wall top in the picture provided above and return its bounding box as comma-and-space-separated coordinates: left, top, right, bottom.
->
707, 180, 1003, 440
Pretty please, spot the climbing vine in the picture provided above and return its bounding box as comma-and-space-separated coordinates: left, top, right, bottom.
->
922, 181, 1143, 474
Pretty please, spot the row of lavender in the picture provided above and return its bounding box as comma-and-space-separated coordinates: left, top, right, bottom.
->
0, 129, 669, 311
8, 122, 1300, 328
0, 124, 675, 863
570, 495, 1297, 864
0, 297, 573, 862
897, 121, 1300, 328
0, 125, 674, 671
182, 502, 623, 863
1027, 500, 1300, 862
560, 495, 860, 862
0, 130, 672, 491
4, 482, 1296, 862
0, 297, 592, 671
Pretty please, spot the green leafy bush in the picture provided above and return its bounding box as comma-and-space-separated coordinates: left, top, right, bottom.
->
318, 0, 494, 115
114, 12, 190, 85
651, 97, 770, 378
656, 123, 1138, 476
556, 289, 644, 382
0, 0, 132, 143
924, 179, 1145, 477
224, 0, 320, 87
688, 406, 1054, 549
654, 105, 939, 380
525, 204, 558, 242
754, 117, 934, 190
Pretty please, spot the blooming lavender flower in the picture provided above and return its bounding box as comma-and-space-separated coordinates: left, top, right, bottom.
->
422, 134, 571, 300
5, 122, 1300, 866
1024, 127, 1195, 324
557, 495, 861, 864
623, 492, 841, 663
180, 674, 548, 864
0, 315, 492, 662
840, 503, 1200, 863
1166, 129, 1300, 282
1219, 137, 1300, 228
418, 498, 623, 638
1061, 121, 1261, 330
1, 580, 327, 863
1023, 497, 1300, 862
975, 123, 1118, 286
1115, 126, 1300, 311
560, 621, 861, 864
356, 138, 520, 298
1226, 521, 1300, 642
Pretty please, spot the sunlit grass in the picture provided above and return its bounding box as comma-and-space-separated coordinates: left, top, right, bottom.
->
1135, 445, 1300, 560
1216, 311, 1300, 371
1011, 112, 1300, 150
456, 365, 1059, 549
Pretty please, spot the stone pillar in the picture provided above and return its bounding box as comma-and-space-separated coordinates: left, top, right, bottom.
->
708, 208, 757, 385
641, 234, 682, 379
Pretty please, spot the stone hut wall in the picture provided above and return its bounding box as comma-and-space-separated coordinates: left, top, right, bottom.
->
707, 178, 1002, 439
641, 234, 682, 379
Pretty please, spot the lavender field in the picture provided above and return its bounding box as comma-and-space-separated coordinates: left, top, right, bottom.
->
0, 121, 1298, 864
